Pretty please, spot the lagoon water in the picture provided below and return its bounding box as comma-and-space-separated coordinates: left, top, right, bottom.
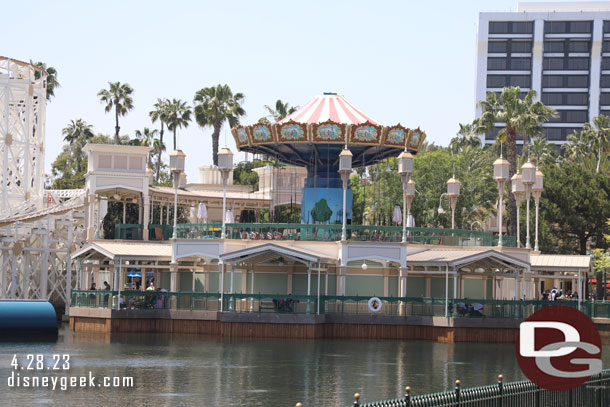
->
0, 326, 602, 407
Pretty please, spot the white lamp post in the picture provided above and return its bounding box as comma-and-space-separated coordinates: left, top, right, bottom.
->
446, 170, 461, 230
398, 150, 414, 243
521, 160, 536, 249
532, 168, 544, 252
218, 147, 233, 239
339, 147, 353, 241
169, 150, 185, 239
493, 153, 509, 247
511, 171, 524, 247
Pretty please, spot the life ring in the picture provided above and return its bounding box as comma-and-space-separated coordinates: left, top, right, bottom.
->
368, 297, 382, 312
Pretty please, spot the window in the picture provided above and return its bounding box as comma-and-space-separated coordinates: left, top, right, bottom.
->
488, 41, 507, 53
541, 92, 588, 106
567, 57, 589, 70
487, 57, 507, 70
542, 75, 564, 87
487, 75, 506, 87
602, 58, 610, 70
489, 21, 533, 34
566, 93, 588, 105
490, 22, 509, 34
567, 75, 589, 88
565, 110, 588, 123
543, 58, 564, 70
511, 75, 530, 87
605, 21, 610, 33
544, 128, 563, 140
510, 57, 531, 70
603, 41, 610, 53
510, 41, 532, 53
568, 41, 590, 53
545, 21, 566, 33
601, 75, 610, 88
569, 21, 592, 33
600, 93, 610, 105
545, 21, 592, 34
544, 41, 564, 53
485, 126, 503, 141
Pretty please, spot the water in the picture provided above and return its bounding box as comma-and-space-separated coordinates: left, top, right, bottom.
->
0, 327, 602, 406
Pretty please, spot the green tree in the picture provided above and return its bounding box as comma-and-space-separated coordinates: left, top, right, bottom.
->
32, 61, 60, 100
61, 119, 95, 173
51, 134, 112, 189
449, 122, 481, 153
475, 87, 556, 237
131, 127, 159, 166
149, 98, 170, 182
263, 99, 298, 122
165, 99, 192, 150
583, 115, 610, 173
193, 84, 246, 165
529, 135, 557, 167
97, 81, 134, 144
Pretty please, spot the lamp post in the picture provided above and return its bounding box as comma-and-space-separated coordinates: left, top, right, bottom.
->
511, 171, 524, 247
398, 149, 414, 243
218, 148, 233, 239
493, 153, 509, 247
339, 147, 353, 241
532, 168, 544, 252
521, 160, 536, 249
169, 150, 185, 239
446, 170, 461, 230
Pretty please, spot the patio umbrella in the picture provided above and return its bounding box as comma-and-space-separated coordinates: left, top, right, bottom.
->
392, 205, 402, 224
225, 209, 234, 223
407, 213, 416, 228
197, 202, 207, 220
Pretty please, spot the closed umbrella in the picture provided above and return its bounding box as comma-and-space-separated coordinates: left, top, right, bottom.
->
407, 213, 415, 228
392, 205, 402, 224
197, 202, 207, 220
225, 209, 234, 224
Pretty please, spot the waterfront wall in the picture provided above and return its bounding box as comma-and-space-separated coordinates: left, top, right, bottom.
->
69, 308, 527, 343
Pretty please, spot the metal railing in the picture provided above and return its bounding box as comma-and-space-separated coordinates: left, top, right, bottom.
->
71, 291, 601, 318
169, 223, 516, 247
346, 371, 610, 407
114, 224, 143, 240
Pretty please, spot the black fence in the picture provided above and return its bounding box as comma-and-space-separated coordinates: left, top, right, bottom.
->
341, 370, 610, 407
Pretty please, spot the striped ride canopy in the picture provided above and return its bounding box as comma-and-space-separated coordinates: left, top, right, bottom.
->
278, 93, 379, 125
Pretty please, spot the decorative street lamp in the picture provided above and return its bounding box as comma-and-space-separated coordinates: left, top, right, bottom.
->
339, 147, 353, 241
493, 151, 509, 247
218, 147, 233, 239
446, 168, 461, 230
169, 150, 186, 239
511, 171, 524, 247
398, 149, 413, 243
532, 167, 544, 252
521, 160, 536, 249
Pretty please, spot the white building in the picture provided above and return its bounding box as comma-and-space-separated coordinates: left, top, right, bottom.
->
475, 2, 610, 147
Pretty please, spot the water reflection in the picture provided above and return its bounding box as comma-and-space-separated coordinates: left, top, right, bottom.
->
0, 327, 607, 406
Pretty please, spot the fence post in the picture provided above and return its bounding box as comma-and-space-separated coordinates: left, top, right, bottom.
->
535, 385, 540, 407
353, 392, 360, 407
455, 380, 461, 407
497, 375, 503, 407
404, 386, 411, 407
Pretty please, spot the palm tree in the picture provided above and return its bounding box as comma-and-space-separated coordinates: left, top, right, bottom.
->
97, 82, 134, 144
193, 84, 246, 165
529, 135, 556, 167
165, 99, 192, 150
519, 92, 558, 153
132, 127, 159, 165
264, 99, 298, 122
449, 122, 481, 153
32, 61, 60, 100
62, 119, 94, 173
149, 98, 170, 181
474, 87, 555, 237
583, 115, 610, 173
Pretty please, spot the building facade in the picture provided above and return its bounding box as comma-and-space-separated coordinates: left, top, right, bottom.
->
475, 2, 610, 146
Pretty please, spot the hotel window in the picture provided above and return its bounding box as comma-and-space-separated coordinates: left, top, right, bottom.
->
488, 41, 507, 53
487, 58, 507, 70
545, 21, 592, 34
489, 21, 533, 34
603, 41, 610, 53
566, 58, 589, 70
600, 93, 610, 105
544, 128, 563, 141
550, 110, 588, 123
565, 93, 588, 105
601, 75, 610, 88
568, 41, 590, 53
567, 75, 589, 88
542, 92, 588, 106
510, 57, 531, 70
544, 41, 564, 53
543, 58, 564, 70
605, 21, 610, 33
602, 58, 610, 70
510, 41, 532, 53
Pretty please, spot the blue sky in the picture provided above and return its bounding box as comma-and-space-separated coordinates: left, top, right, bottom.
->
4, 0, 565, 182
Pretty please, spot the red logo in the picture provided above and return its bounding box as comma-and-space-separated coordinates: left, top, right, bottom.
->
516, 305, 602, 391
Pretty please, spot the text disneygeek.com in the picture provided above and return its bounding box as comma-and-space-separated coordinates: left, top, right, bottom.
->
8, 371, 134, 390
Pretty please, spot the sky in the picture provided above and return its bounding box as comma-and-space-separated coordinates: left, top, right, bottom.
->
3, 0, 570, 183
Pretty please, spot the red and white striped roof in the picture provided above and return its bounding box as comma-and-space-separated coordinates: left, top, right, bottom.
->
279, 93, 379, 125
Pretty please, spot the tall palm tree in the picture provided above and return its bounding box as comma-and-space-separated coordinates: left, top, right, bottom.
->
529, 135, 556, 167
165, 99, 192, 151
97, 82, 134, 144
62, 119, 94, 173
133, 127, 159, 165
519, 92, 558, 153
474, 87, 555, 237
264, 99, 298, 122
449, 122, 481, 153
193, 84, 246, 165
32, 61, 60, 100
583, 115, 610, 173
149, 98, 170, 181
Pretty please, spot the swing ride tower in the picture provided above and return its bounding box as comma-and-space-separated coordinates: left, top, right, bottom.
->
231, 93, 426, 224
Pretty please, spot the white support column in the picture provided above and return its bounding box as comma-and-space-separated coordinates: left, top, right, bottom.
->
453, 270, 458, 300
122, 201, 126, 224
250, 268, 255, 294
317, 262, 321, 315
306, 266, 312, 314
40, 229, 49, 300
325, 268, 328, 296
143, 195, 150, 241
444, 263, 449, 317
219, 261, 224, 310
590, 19, 603, 119
229, 264, 234, 311
531, 18, 544, 97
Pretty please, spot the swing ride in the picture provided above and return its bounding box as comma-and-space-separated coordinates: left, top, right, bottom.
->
231, 93, 426, 224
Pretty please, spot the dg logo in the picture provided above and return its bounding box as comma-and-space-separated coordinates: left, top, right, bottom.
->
516, 305, 602, 391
